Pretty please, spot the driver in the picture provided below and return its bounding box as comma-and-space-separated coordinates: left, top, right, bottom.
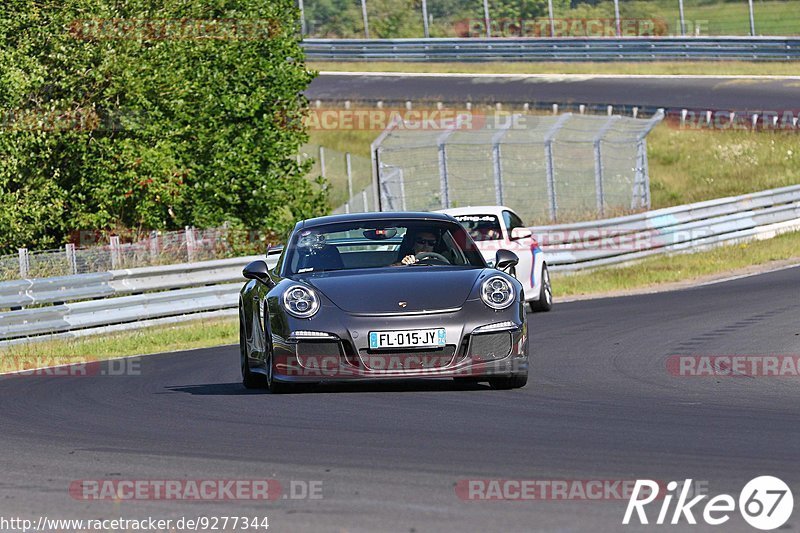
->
400, 230, 439, 265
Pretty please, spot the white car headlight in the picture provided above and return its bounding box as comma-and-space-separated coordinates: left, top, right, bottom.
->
282, 285, 320, 318
480, 276, 515, 310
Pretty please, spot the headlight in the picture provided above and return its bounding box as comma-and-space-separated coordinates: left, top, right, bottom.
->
282, 284, 320, 318
480, 276, 515, 310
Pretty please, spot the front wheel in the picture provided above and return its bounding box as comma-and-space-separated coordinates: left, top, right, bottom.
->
265, 350, 294, 394
528, 264, 552, 312
241, 307, 267, 389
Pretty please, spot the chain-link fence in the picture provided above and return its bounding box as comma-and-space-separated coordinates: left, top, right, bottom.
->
300, 0, 796, 39
1, 227, 277, 281
300, 144, 377, 213
372, 110, 663, 224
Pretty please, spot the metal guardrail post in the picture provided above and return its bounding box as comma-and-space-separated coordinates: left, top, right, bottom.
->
65, 244, 78, 275
18, 248, 29, 278
490, 118, 514, 205
543, 114, 573, 222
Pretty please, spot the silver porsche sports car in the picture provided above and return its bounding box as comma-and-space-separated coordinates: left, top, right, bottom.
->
239, 212, 528, 393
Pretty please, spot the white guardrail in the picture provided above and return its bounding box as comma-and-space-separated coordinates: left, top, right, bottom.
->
2, 184, 800, 345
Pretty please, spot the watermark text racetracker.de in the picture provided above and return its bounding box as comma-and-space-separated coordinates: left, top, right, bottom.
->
1, 357, 141, 378
0, 516, 270, 532
667, 355, 800, 377
68, 479, 323, 501
456, 479, 707, 501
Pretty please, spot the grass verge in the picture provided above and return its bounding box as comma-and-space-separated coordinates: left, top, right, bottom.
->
0, 316, 237, 373
553, 229, 800, 297
310, 61, 800, 77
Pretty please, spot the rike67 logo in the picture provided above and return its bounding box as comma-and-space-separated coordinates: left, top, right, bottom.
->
623, 476, 793, 530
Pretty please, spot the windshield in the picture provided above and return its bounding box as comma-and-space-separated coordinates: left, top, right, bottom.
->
282, 219, 486, 276
452, 214, 503, 242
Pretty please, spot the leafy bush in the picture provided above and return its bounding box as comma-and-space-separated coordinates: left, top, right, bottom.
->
0, 0, 327, 254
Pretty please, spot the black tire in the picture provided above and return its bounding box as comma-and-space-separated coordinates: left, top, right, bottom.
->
240, 307, 268, 389
488, 372, 528, 390
264, 349, 293, 394
528, 263, 553, 313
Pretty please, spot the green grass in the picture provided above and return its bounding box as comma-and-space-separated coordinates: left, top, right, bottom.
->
0, 316, 237, 373
553, 229, 800, 297
309, 61, 800, 77
648, 126, 800, 207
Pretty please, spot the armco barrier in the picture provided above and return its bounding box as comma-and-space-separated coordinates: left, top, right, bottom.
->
302, 37, 800, 62
534, 184, 800, 270
2, 186, 800, 344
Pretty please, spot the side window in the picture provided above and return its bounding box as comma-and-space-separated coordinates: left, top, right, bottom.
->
503, 211, 524, 233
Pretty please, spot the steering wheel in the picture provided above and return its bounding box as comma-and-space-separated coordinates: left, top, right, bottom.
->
415, 252, 450, 264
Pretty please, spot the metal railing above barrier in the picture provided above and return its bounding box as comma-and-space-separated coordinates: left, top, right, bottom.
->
302, 37, 800, 61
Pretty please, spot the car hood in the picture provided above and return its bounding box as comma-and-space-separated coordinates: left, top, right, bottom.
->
302, 267, 483, 314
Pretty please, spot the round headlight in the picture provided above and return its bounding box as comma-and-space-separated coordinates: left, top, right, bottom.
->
480, 276, 515, 310
282, 284, 320, 318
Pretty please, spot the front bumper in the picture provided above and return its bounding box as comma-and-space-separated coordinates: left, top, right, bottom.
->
270, 307, 527, 383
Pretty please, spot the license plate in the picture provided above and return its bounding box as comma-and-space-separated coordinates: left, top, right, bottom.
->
369, 328, 446, 349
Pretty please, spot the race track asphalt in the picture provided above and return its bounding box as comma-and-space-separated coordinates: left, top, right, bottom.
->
1, 265, 799, 532
307, 73, 800, 111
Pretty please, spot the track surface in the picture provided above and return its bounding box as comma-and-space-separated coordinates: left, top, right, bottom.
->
307, 73, 800, 110
2, 266, 800, 532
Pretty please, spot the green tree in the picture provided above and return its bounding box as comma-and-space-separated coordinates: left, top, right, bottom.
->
0, 0, 326, 253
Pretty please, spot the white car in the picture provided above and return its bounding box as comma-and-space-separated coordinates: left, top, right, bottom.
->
439, 206, 552, 312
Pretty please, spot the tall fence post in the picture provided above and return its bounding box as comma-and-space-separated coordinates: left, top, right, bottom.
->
748, 0, 756, 36
298, 0, 306, 35
678, 0, 686, 36
634, 108, 665, 210
345, 152, 353, 214
547, 0, 555, 36
18, 248, 29, 278
360, 0, 370, 38
65, 243, 78, 275
371, 115, 402, 212
109, 236, 121, 269
318, 146, 326, 179
421, 0, 429, 38
543, 113, 572, 222
436, 126, 457, 209
185, 227, 195, 263
149, 230, 159, 263
491, 117, 514, 205
593, 116, 621, 217
482, 0, 491, 38
613, 0, 621, 37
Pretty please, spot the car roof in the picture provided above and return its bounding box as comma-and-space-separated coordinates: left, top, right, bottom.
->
296, 211, 457, 230
437, 206, 513, 218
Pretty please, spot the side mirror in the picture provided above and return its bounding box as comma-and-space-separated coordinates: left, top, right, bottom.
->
494, 249, 519, 272
243, 260, 275, 288
510, 227, 532, 240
